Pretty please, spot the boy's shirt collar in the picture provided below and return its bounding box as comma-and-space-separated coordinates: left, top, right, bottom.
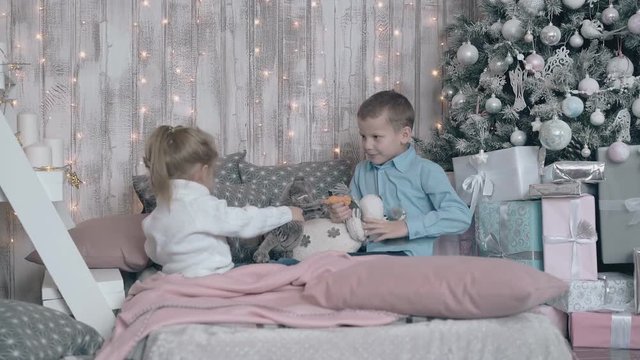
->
368, 144, 415, 173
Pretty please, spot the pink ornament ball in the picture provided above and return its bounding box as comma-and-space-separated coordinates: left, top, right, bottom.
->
607, 141, 630, 163
628, 11, 640, 35
525, 52, 545, 73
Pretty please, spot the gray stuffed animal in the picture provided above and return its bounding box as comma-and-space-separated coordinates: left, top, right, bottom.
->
252, 175, 319, 263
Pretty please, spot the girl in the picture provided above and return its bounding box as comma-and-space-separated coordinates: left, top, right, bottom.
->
142, 125, 303, 277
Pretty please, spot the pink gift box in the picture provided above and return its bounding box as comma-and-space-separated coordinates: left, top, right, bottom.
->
570, 312, 640, 349
542, 195, 598, 281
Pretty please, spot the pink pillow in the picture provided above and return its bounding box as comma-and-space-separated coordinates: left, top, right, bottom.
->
303, 255, 568, 319
25, 214, 149, 272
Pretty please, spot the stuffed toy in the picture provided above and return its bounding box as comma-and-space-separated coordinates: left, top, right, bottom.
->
291, 187, 387, 261
252, 175, 318, 263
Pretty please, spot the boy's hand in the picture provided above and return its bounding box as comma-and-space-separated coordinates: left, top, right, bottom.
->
362, 218, 408, 242
328, 203, 352, 223
288, 207, 304, 222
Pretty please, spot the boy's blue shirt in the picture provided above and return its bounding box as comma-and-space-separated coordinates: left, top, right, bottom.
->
350, 144, 472, 256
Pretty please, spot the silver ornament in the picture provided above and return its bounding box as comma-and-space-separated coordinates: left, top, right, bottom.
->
607, 141, 630, 163
628, 11, 640, 35
561, 94, 584, 118
502, 19, 524, 42
524, 31, 534, 43
451, 93, 466, 109
539, 116, 572, 151
540, 23, 562, 46
632, 98, 640, 118
485, 94, 503, 114
490, 21, 503, 37
577, 74, 599, 96
488, 57, 509, 74
607, 55, 634, 77
562, 0, 585, 10
510, 128, 527, 146
504, 54, 514, 65
519, 0, 545, 15
601, 5, 619, 25
580, 145, 591, 158
457, 41, 479, 66
589, 108, 605, 126
441, 85, 457, 100
525, 51, 545, 72
569, 32, 584, 48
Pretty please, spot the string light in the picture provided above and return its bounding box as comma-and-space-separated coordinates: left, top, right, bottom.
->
293, 21, 300, 28
140, 51, 149, 59
175, 67, 181, 74
374, 76, 382, 83
140, 106, 148, 114
431, 69, 439, 77
142, 0, 150, 6
172, 95, 180, 102
140, 77, 147, 84
254, 47, 260, 54
393, 29, 400, 36
254, 18, 260, 25
162, 18, 169, 25
288, 130, 295, 138
317, 78, 324, 85
79, 51, 86, 59
35, 33, 42, 40
377, 1, 384, 8
311, 1, 317, 6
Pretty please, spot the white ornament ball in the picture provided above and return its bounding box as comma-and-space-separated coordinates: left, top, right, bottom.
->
601, 5, 620, 25
488, 57, 510, 75
581, 145, 591, 158
590, 109, 605, 126
539, 117, 572, 151
502, 19, 524, 42
540, 23, 562, 46
490, 21, 503, 36
562, 0, 585, 10
577, 75, 599, 96
525, 52, 545, 73
524, 31, 534, 43
632, 98, 640, 118
510, 128, 527, 146
569, 32, 584, 48
519, 0, 545, 15
451, 93, 467, 109
441, 85, 457, 100
485, 94, 503, 114
561, 95, 584, 118
504, 54, 514, 65
607, 141, 630, 163
628, 11, 640, 34
607, 55, 635, 78
457, 42, 479, 66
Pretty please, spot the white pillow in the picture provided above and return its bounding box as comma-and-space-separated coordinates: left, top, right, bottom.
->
292, 218, 362, 261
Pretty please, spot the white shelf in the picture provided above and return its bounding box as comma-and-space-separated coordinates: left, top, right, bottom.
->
0, 169, 64, 202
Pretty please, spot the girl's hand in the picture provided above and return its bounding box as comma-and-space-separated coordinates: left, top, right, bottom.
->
289, 206, 304, 222
362, 218, 408, 242
328, 203, 352, 223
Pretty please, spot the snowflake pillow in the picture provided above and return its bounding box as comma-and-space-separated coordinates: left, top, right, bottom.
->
238, 159, 352, 205
292, 218, 362, 261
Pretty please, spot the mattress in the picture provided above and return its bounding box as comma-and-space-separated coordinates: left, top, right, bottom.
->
126, 313, 572, 360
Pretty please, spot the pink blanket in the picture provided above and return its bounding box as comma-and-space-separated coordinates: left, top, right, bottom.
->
96, 252, 400, 360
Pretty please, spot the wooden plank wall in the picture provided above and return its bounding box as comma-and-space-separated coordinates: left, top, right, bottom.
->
0, 0, 467, 302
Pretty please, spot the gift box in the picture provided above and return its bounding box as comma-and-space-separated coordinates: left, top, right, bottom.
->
597, 145, 640, 264
475, 200, 543, 270
570, 312, 640, 349
542, 195, 598, 281
542, 161, 605, 183
527, 182, 596, 199
434, 219, 476, 256
452, 147, 542, 212
634, 248, 640, 313
547, 272, 633, 313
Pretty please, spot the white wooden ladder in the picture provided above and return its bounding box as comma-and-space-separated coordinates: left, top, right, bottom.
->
0, 112, 115, 339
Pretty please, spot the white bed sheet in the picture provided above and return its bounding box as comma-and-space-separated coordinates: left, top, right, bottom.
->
132, 312, 572, 360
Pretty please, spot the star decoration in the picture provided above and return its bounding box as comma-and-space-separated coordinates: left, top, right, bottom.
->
531, 117, 542, 132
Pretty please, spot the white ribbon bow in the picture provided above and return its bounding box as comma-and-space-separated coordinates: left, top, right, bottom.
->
544, 198, 597, 279
624, 197, 640, 226
462, 155, 494, 214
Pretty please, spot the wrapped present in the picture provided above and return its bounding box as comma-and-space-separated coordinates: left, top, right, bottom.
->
542, 161, 605, 183
452, 147, 542, 213
597, 145, 640, 264
635, 248, 640, 313
570, 312, 640, 349
542, 195, 598, 281
529, 305, 568, 338
547, 272, 633, 313
434, 219, 477, 256
527, 182, 596, 199
475, 200, 543, 270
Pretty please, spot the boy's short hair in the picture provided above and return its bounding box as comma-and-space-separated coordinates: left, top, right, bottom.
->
357, 90, 415, 131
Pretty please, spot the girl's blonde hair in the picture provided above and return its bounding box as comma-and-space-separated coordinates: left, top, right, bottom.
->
143, 125, 218, 203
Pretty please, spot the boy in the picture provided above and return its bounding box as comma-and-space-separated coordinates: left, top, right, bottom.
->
329, 90, 471, 256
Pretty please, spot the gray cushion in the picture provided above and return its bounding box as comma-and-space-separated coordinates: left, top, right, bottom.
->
0, 300, 103, 358
238, 159, 352, 205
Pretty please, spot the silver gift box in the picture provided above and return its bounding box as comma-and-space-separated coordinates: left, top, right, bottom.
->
547, 272, 633, 313
527, 182, 596, 198
542, 161, 605, 183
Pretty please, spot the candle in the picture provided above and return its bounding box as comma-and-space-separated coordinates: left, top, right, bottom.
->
17, 111, 39, 147
24, 142, 52, 168
44, 138, 64, 167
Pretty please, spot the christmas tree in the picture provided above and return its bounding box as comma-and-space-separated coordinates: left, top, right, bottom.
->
418, 0, 640, 170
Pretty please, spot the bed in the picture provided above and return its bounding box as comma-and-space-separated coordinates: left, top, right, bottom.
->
91, 252, 573, 360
